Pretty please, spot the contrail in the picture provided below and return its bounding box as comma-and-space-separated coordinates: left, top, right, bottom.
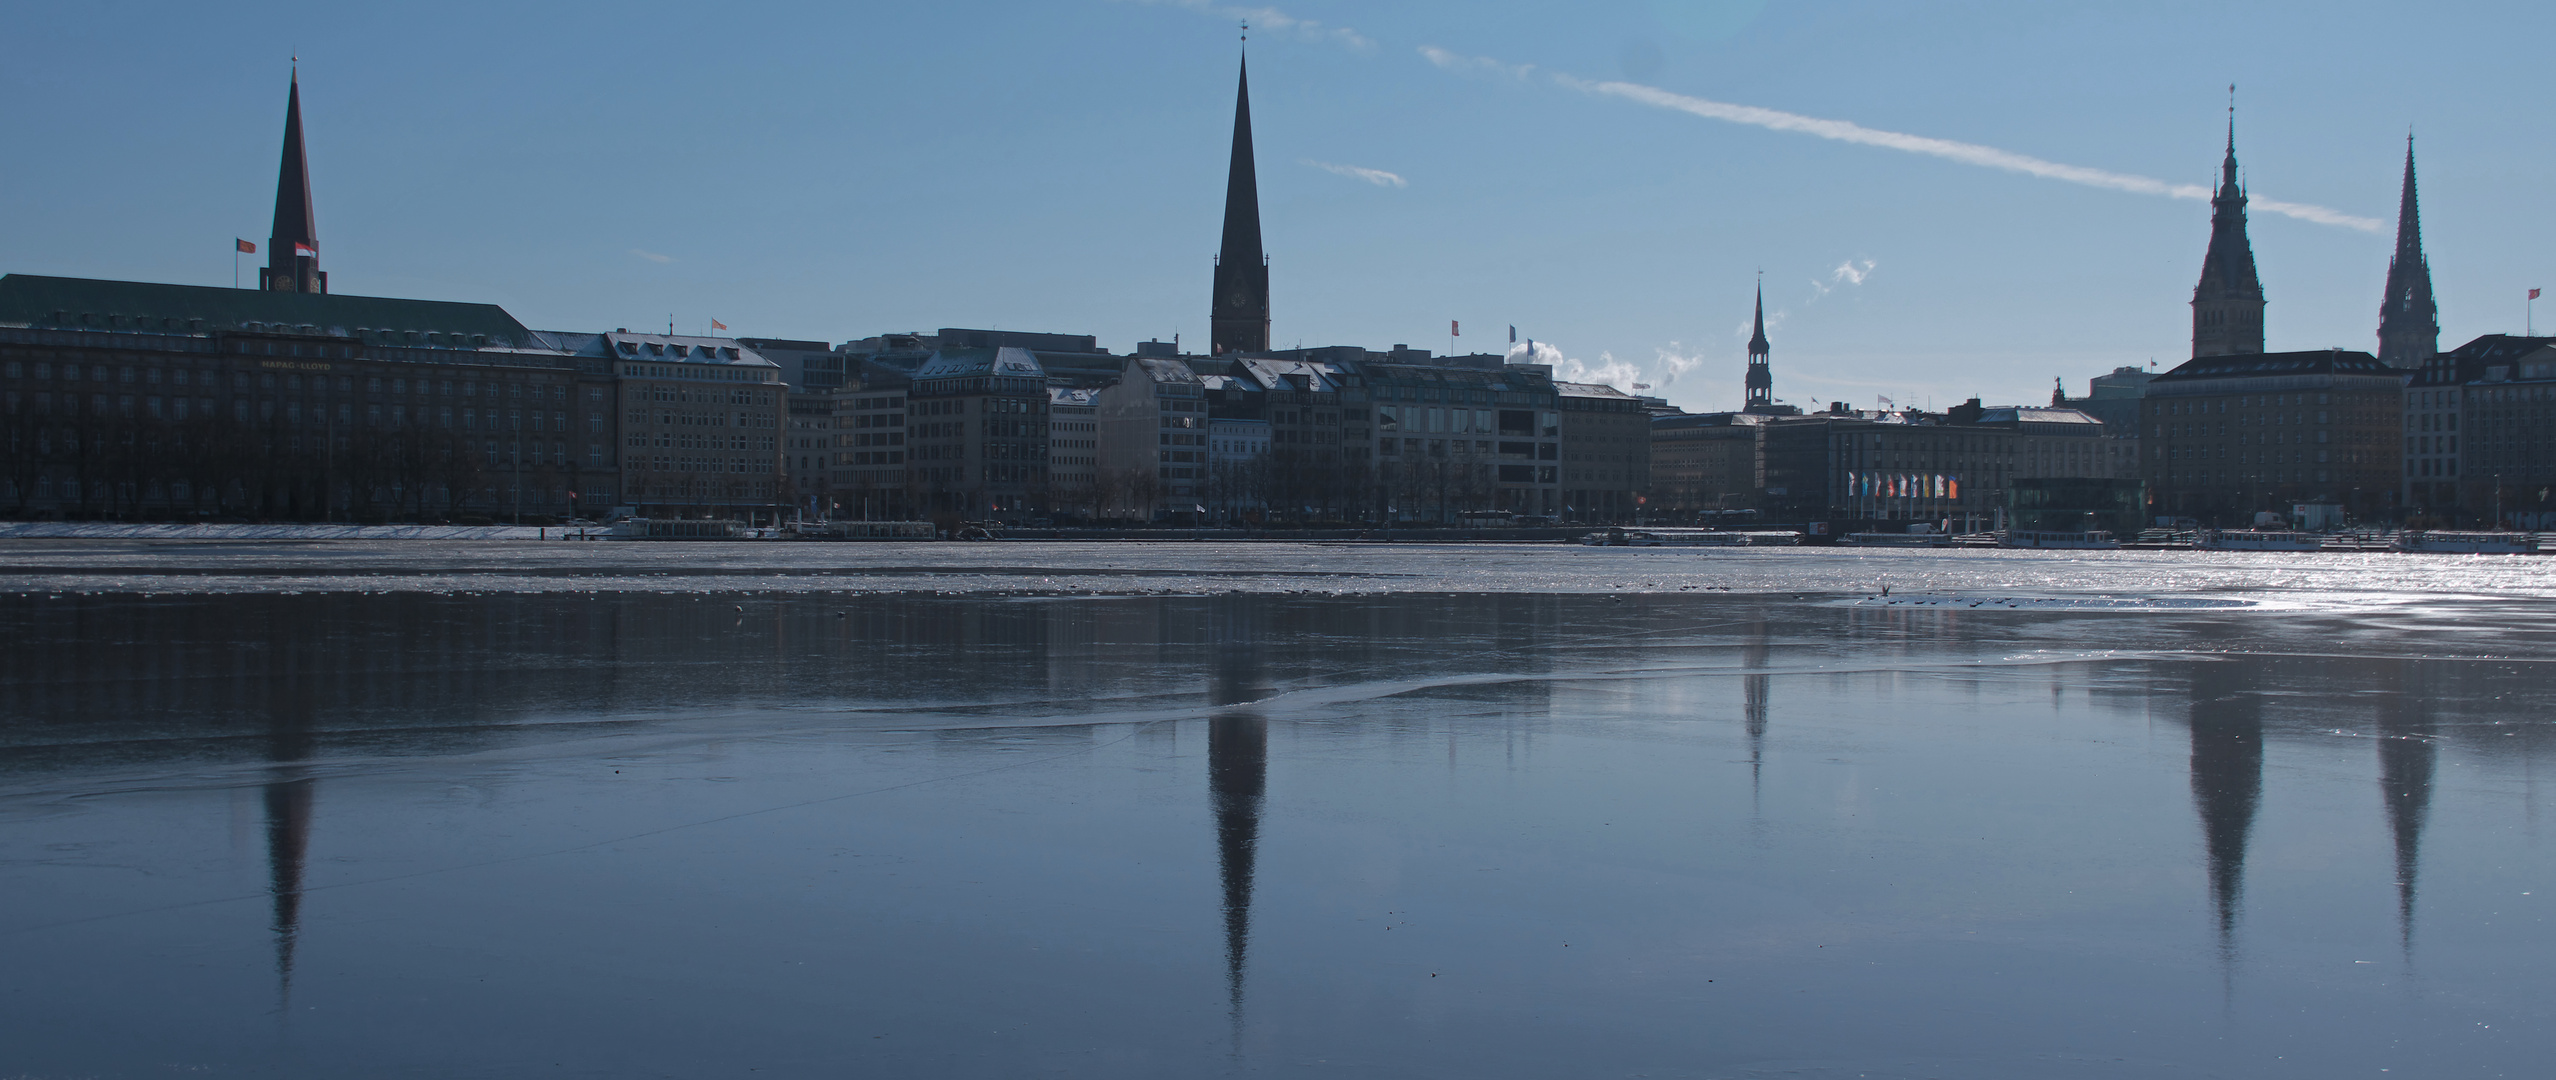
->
1420, 47, 2381, 233
1303, 160, 1407, 187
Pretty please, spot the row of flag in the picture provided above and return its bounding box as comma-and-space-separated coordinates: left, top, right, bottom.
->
1849, 472, 1959, 500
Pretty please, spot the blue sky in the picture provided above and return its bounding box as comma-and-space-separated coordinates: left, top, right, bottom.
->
4, 1, 2549, 412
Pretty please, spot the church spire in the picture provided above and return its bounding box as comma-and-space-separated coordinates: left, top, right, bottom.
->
1209, 49, 1270, 355
2190, 96, 2263, 358
1743, 282, 1773, 411
2376, 133, 2439, 368
262, 66, 326, 294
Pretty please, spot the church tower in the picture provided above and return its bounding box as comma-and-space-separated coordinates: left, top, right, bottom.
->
2376, 135, 2439, 368
1743, 284, 1774, 412
1209, 53, 1269, 355
2190, 114, 2263, 358
262, 69, 326, 295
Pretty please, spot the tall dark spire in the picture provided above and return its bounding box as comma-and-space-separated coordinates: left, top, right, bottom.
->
2191, 103, 2264, 358
2376, 134, 2439, 368
262, 67, 326, 294
1210, 53, 1270, 355
1743, 282, 1773, 412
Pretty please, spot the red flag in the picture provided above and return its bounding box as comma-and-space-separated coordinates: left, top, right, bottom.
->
1450, 320, 1459, 336
2534, 289, 2544, 300
235, 239, 256, 254
711, 319, 728, 331
292, 241, 316, 258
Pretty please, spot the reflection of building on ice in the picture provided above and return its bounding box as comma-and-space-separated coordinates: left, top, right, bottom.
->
2185, 661, 2263, 965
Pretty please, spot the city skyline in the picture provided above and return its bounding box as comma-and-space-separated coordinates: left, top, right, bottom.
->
2, 1, 2548, 412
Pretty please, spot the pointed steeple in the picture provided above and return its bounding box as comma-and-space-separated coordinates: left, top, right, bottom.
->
1743, 282, 1773, 412
2376, 134, 2439, 368
1210, 52, 1270, 355
2191, 100, 2265, 358
262, 67, 326, 294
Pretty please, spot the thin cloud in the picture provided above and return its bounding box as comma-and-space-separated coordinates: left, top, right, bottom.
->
1123, 0, 1373, 50
1415, 45, 2382, 234
1808, 258, 1878, 298
1303, 159, 1407, 187
630, 249, 675, 264
1419, 45, 1535, 81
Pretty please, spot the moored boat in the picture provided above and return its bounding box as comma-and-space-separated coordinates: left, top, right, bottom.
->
2199, 530, 2323, 552
2396, 531, 2540, 554
1998, 529, 2121, 550
605, 518, 749, 541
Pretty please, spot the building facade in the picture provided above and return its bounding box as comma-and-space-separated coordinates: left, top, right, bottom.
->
2404, 334, 2556, 524
0, 275, 623, 521
1648, 412, 1765, 520
905, 347, 1050, 520
2140, 350, 2402, 524
608, 333, 784, 516
1556, 381, 1647, 522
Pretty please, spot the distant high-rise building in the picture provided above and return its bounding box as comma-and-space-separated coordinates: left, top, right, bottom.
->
1743, 284, 1774, 412
2190, 116, 2264, 358
262, 69, 326, 295
1210, 54, 1270, 355
2376, 136, 2440, 369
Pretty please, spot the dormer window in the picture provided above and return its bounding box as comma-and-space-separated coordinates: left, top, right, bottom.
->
618, 341, 639, 354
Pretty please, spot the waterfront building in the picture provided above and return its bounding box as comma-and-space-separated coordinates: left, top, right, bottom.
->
2055, 365, 2157, 436
1047, 386, 1099, 521
905, 347, 1050, 520
2376, 138, 2441, 369
1199, 373, 1268, 523
1647, 412, 1766, 520
0, 275, 621, 520
1360, 354, 1560, 521
1763, 403, 2125, 528
2139, 349, 2401, 524
605, 333, 785, 516
786, 388, 838, 513
2404, 334, 2556, 524
836, 363, 913, 520
1555, 381, 1647, 522
741, 337, 848, 392
1095, 357, 1210, 520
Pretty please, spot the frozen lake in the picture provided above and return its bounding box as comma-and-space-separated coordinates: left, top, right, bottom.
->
1, 541, 2550, 1077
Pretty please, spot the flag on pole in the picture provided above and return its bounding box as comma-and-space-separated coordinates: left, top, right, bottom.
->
2533, 288, 2544, 300
711, 319, 728, 331
1450, 320, 1459, 336
235, 239, 256, 254
1508, 325, 1517, 344
292, 241, 316, 258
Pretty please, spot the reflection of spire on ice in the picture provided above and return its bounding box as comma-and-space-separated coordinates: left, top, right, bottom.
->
264, 672, 317, 1016
1208, 715, 1267, 1053
1741, 617, 1770, 809
2186, 662, 2262, 974
264, 775, 314, 1009
2374, 661, 2435, 960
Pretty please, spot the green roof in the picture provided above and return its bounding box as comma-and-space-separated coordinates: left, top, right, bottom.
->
0, 274, 534, 345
